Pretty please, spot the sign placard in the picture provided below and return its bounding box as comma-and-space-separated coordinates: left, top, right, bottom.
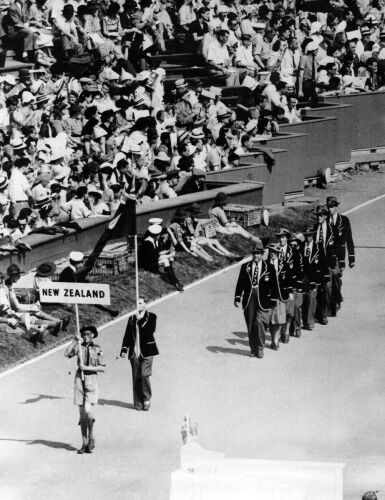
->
39, 282, 111, 305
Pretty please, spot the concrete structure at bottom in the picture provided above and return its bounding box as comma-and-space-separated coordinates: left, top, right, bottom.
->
170, 441, 345, 500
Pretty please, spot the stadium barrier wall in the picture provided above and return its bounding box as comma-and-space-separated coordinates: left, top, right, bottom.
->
0, 182, 264, 273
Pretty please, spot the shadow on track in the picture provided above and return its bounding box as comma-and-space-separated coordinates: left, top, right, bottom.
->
99, 399, 136, 410
20, 394, 65, 404
0, 438, 76, 451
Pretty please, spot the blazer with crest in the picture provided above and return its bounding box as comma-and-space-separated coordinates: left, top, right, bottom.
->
314, 222, 337, 270
120, 311, 158, 359
234, 259, 275, 311
329, 213, 355, 269
269, 258, 293, 302
302, 240, 323, 286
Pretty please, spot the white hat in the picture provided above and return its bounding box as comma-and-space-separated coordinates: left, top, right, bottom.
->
22, 91, 36, 104
310, 21, 322, 35
252, 22, 265, 30
103, 68, 120, 81
335, 21, 347, 34
148, 218, 163, 225
245, 119, 258, 133
342, 75, 354, 87
10, 137, 26, 150
129, 143, 142, 155
69, 251, 84, 262
2, 74, 16, 86
93, 126, 108, 140
218, 5, 228, 13
201, 89, 216, 100
52, 164, 68, 179
120, 68, 135, 83
136, 71, 151, 82
148, 224, 162, 235
319, 56, 335, 66
153, 67, 166, 78
305, 41, 319, 53
190, 127, 205, 139
346, 29, 361, 41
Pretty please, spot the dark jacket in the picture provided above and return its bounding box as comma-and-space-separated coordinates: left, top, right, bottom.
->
269, 258, 293, 302
314, 222, 337, 270
329, 213, 355, 268
139, 237, 159, 273
302, 240, 323, 287
234, 259, 275, 311
5, 3, 29, 37
120, 311, 158, 359
58, 257, 96, 283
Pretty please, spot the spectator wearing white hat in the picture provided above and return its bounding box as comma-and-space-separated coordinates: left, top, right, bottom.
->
59, 251, 94, 283
139, 223, 183, 292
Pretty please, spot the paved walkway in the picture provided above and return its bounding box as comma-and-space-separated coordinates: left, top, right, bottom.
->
1, 174, 385, 500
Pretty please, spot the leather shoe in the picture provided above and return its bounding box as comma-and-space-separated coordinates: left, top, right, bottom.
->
271, 343, 279, 351
256, 349, 264, 359
295, 329, 301, 338
77, 445, 87, 454
249, 352, 257, 357
319, 318, 328, 325
86, 438, 95, 452
281, 335, 290, 344
143, 401, 151, 411
134, 403, 143, 411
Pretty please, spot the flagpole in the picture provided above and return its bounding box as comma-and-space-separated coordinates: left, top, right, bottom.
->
134, 232, 139, 313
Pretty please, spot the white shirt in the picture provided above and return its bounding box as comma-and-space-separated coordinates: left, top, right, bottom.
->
8, 169, 30, 203
316, 222, 327, 247
206, 39, 231, 66
236, 44, 254, 67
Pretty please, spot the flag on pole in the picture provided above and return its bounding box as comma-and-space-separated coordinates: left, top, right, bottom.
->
107, 197, 137, 238
82, 199, 137, 276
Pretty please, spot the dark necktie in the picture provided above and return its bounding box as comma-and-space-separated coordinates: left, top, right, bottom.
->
318, 225, 324, 246
306, 245, 310, 258
252, 264, 259, 287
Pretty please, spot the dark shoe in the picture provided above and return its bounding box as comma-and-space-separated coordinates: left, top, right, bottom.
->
143, 401, 151, 411
319, 318, 328, 325
87, 438, 95, 452
134, 403, 143, 411
281, 335, 290, 344
249, 351, 257, 357
175, 281, 184, 293
110, 310, 119, 318
271, 343, 279, 351
303, 324, 314, 331
256, 348, 264, 359
77, 445, 87, 454
295, 329, 301, 338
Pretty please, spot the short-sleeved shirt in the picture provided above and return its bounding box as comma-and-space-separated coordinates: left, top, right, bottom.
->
299, 54, 318, 81
209, 206, 228, 226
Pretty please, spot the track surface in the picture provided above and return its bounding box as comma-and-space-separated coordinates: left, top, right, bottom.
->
1, 177, 385, 500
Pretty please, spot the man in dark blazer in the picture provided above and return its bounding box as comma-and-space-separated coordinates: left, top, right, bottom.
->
120, 298, 158, 411
234, 241, 275, 359
327, 195, 355, 314
302, 227, 322, 330
5, 0, 35, 61
313, 205, 336, 324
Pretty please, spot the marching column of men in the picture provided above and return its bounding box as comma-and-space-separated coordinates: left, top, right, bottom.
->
235, 198, 355, 358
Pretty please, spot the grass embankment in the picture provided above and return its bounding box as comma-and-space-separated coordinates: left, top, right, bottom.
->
0, 207, 315, 372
